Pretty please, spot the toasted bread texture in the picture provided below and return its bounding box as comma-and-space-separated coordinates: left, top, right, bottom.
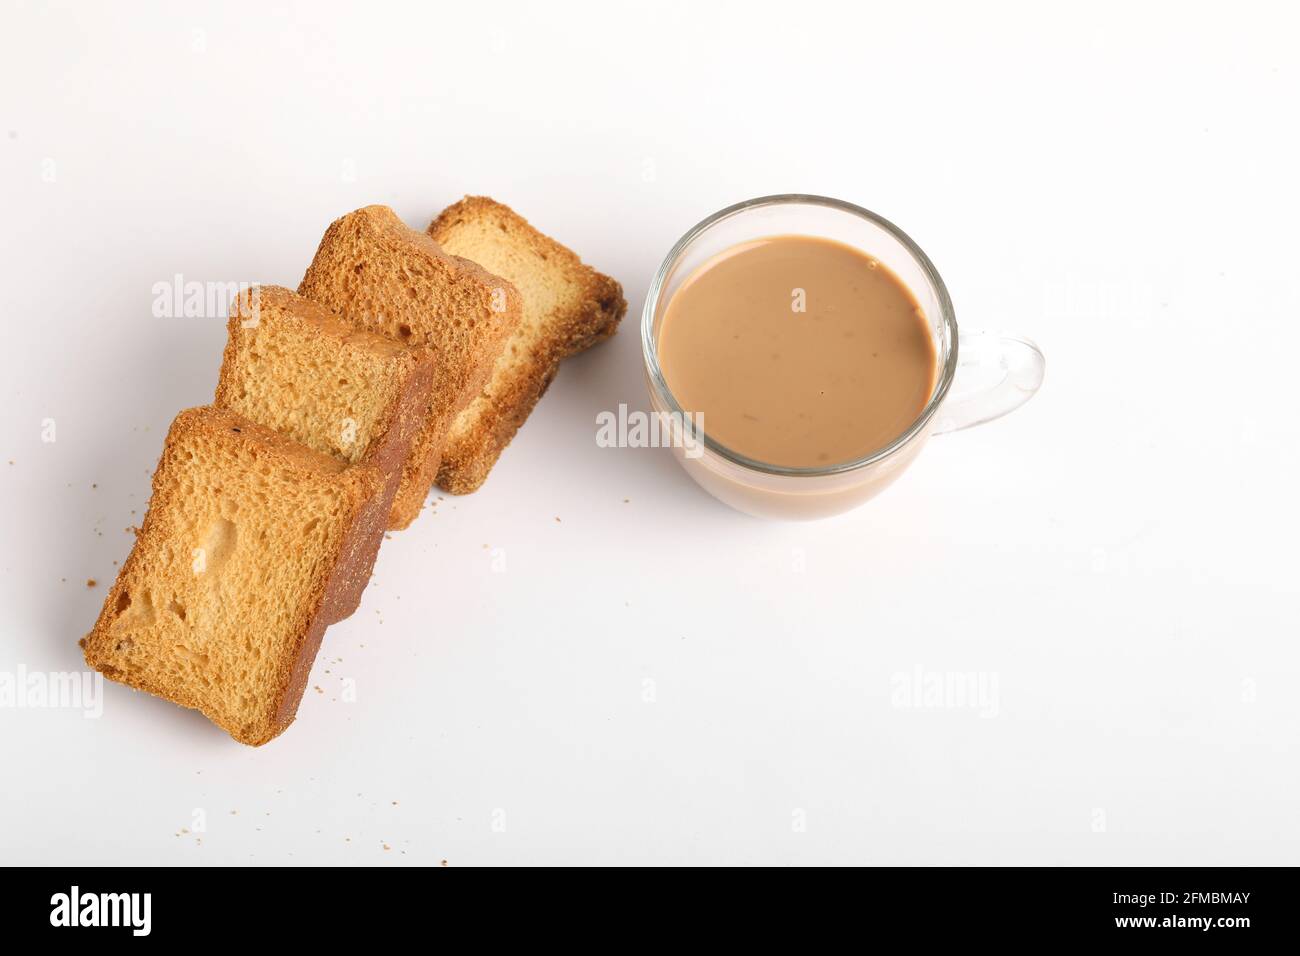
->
82, 406, 384, 746
298, 205, 521, 528
427, 197, 625, 493
214, 285, 434, 618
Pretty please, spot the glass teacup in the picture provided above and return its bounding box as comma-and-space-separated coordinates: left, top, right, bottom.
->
642, 194, 1044, 519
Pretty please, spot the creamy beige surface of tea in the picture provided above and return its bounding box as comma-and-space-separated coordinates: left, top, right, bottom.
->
657, 235, 937, 468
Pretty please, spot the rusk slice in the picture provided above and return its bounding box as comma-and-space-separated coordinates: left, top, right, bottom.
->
427, 197, 626, 494
214, 285, 434, 619
298, 205, 521, 528
82, 406, 384, 746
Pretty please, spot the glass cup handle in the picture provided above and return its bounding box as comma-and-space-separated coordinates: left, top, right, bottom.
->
930, 331, 1045, 435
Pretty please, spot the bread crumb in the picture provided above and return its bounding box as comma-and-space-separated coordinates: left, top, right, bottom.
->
86, 579, 97, 588
314, 686, 323, 694
441, 859, 449, 866
555, 516, 561, 523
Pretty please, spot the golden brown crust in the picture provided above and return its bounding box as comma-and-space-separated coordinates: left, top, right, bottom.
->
214, 284, 434, 618
322, 348, 434, 617
427, 197, 626, 494
297, 205, 521, 528
82, 406, 382, 746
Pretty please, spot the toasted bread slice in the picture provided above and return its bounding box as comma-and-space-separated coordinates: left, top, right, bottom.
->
214, 285, 434, 619
427, 197, 626, 493
82, 406, 384, 746
298, 205, 521, 528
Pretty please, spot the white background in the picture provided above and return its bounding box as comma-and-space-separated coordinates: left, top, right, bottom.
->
2, 0, 1297, 866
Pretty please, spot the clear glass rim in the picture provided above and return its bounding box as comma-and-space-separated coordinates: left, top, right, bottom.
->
641, 194, 960, 478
